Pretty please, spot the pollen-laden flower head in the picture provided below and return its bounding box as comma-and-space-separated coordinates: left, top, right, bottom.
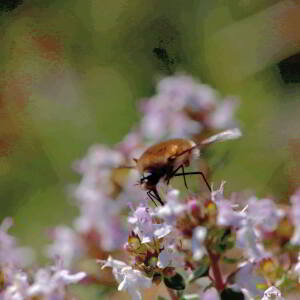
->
128, 205, 171, 244
258, 257, 278, 283
126, 204, 183, 278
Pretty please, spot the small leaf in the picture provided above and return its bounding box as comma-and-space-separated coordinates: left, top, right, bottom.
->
221, 288, 244, 300
157, 296, 168, 300
188, 261, 209, 283
164, 273, 186, 290
222, 256, 243, 264
212, 228, 235, 254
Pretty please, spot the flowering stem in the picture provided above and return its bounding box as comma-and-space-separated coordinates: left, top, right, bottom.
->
167, 288, 179, 300
207, 249, 225, 291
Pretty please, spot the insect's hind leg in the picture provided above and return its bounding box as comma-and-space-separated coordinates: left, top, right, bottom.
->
173, 171, 211, 192
167, 165, 189, 190
181, 166, 188, 190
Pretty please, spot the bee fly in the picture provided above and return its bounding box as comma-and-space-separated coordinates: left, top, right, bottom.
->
134, 128, 242, 206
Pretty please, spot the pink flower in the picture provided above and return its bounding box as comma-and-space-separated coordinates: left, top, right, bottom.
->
247, 197, 284, 232
0, 218, 34, 268
128, 206, 171, 243
46, 226, 85, 268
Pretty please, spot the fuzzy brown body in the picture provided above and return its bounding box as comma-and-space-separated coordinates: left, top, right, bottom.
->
137, 139, 196, 172
136, 139, 199, 191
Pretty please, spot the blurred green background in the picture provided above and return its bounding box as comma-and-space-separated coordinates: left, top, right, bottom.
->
1, 0, 300, 263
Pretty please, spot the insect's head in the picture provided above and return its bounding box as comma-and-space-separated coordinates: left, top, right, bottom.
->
139, 171, 160, 190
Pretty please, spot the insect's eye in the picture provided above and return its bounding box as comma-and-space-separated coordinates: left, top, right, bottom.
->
140, 172, 152, 184
140, 176, 148, 184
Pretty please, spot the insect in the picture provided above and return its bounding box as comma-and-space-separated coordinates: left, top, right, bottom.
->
134, 128, 242, 206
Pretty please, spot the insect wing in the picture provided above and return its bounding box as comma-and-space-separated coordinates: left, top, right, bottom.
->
200, 128, 242, 146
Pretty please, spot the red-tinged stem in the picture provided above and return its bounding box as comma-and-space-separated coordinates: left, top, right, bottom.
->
208, 249, 225, 291
167, 288, 179, 300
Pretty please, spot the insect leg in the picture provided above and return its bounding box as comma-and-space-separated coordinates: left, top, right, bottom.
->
167, 165, 189, 190
147, 191, 158, 207
150, 189, 164, 206
181, 165, 188, 190
166, 165, 182, 185
173, 171, 211, 192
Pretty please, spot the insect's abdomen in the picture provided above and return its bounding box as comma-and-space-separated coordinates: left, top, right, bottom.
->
137, 139, 197, 173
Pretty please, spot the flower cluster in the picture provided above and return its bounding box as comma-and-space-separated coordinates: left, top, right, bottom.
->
0, 219, 86, 300
3, 74, 300, 300
45, 74, 239, 269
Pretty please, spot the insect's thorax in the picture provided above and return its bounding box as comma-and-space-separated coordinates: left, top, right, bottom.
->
137, 138, 198, 190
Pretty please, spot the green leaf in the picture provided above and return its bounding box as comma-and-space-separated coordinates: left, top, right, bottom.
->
164, 273, 186, 290
221, 288, 244, 300
214, 228, 235, 254
222, 256, 243, 264
188, 261, 209, 283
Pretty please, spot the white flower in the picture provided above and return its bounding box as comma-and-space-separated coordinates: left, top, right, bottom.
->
217, 200, 246, 228
293, 253, 300, 282
207, 98, 238, 129
101, 256, 151, 300
156, 189, 186, 225
118, 267, 151, 300
101, 256, 127, 282
129, 206, 171, 243
27, 263, 86, 300
192, 226, 207, 260
234, 262, 266, 298
0, 217, 34, 268
261, 286, 285, 300
2, 271, 29, 300
236, 220, 270, 261
247, 197, 284, 232
46, 225, 84, 268
73, 191, 127, 251
139, 74, 238, 140
211, 181, 226, 204
289, 189, 300, 245
157, 243, 183, 269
